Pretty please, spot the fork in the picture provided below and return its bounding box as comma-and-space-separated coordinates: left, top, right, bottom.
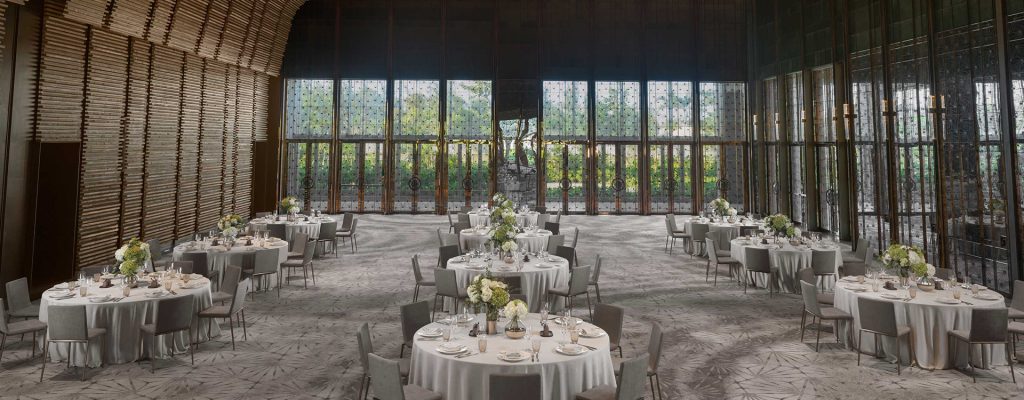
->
455, 351, 476, 359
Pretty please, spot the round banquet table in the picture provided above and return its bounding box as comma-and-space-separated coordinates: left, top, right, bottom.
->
468, 210, 540, 228
172, 238, 289, 286
833, 280, 1007, 370
730, 238, 842, 293
460, 228, 553, 253
446, 255, 570, 313
39, 276, 220, 367
409, 313, 617, 400
247, 216, 335, 242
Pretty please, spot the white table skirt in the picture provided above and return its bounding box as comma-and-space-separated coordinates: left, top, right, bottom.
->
447, 256, 570, 313
248, 217, 334, 242
468, 211, 540, 228
834, 283, 1007, 370
172, 240, 289, 287
39, 279, 219, 367
460, 229, 552, 253
409, 313, 617, 400
730, 239, 841, 293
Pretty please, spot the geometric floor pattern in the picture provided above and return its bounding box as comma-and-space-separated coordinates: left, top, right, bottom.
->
1, 214, 1022, 399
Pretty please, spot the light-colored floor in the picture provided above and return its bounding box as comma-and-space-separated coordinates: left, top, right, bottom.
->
1, 214, 1022, 400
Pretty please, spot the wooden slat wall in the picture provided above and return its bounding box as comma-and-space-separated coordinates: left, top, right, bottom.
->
0, 2, 7, 66
38, 1, 87, 143
120, 38, 149, 240
142, 45, 182, 243
235, 67, 254, 215
64, 0, 303, 76
198, 60, 225, 230
222, 65, 238, 212
176, 52, 203, 237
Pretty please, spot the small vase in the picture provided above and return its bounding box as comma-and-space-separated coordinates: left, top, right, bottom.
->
505, 317, 526, 339
898, 275, 910, 287
124, 274, 138, 288
486, 320, 497, 335
504, 255, 514, 264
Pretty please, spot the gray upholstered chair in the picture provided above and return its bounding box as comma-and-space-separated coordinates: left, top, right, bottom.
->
280, 239, 315, 289
587, 255, 604, 303
841, 262, 867, 277
170, 259, 195, 275
400, 301, 431, 358
446, 212, 458, 233
336, 218, 359, 253
949, 308, 1014, 383
433, 269, 468, 321
288, 232, 310, 258
40, 305, 106, 381
799, 281, 852, 352
490, 373, 541, 400
141, 295, 195, 372
569, 227, 580, 248
576, 354, 649, 400
357, 323, 410, 400
368, 353, 442, 400
1008, 280, 1024, 321
254, 211, 272, 218
146, 239, 167, 271
594, 303, 624, 358
555, 245, 576, 269
181, 252, 217, 287
411, 255, 434, 302
268, 223, 288, 240
612, 323, 665, 400
213, 265, 243, 304
547, 266, 593, 320
664, 215, 691, 254
811, 249, 838, 291
453, 222, 472, 247
457, 213, 471, 226
501, 276, 523, 295
436, 228, 459, 247
316, 221, 338, 257
688, 223, 710, 257
198, 278, 250, 351
546, 235, 565, 254
6, 277, 39, 320
856, 297, 914, 375
0, 298, 47, 363
552, 211, 562, 224
437, 244, 461, 269
536, 213, 549, 228
743, 247, 778, 297
706, 238, 741, 286
544, 221, 560, 235
843, 237, 871, 264
338, 213, 354, 233
244, 248, 279, 297
797, 268, 834, 305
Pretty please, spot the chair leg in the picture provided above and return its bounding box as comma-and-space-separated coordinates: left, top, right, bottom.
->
857, 330, 862, 366
594, 283, 602, 303
150, 333, 157, 373
969, 342, 975, 383
655, 373, 663, 400
585, 292, 593, 320
815, 316, 822, 352
0, 333, 6, 363
189, 330, 194, 366
649, 375, 656, 400
241, 310, 248, 341
229, 316, 236, 351
302, 264, 309, 289
714, 263, 719, 286
705, 260, 710, 282
39, 337, 48, 382
1008, 342, 1016, 383
310, 261, 317, 286
800, 310, 807, 342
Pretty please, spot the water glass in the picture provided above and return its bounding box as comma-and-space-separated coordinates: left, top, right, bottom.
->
442, 324, 452, 342
478, 337, 487, 353
531, 337, 541, 355
908, 286, 917, 299
569, 328, 579, 344
952, 287, 962, 300
79, 281, 88, 297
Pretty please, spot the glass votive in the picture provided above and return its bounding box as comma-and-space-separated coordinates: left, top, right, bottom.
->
122, 284, 131, 297
478, 337, 488, 353
78, 283, 88, 297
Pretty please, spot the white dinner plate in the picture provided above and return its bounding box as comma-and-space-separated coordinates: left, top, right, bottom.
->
52, 283, 69, 290
145, 291, 170, 299
498, 351, 531, 362
48, 292, 75, 300
579, 327, 606, 338
436, 344, 468, 355
973, 293, 1001, 301
842, 285, 868, 292
552, 316, 581, 326
535, 263, 554, 269
935, 298, 961, 304
88, 295, 112, 303
464, 264, 485, 270
879, 293, 904, 300
840, 276, 859, 283
418, 328, 444, 338
554, 344, 587, 356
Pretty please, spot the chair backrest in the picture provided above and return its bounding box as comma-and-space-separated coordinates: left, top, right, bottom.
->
1012, 280, 1024, 311
536, 213, 549, 227
857, 296, 898, 336
810, 250, 836, 275
509, 293, 528, 303
341, 213, 354, 231
5, 277, 30, 313
356, 322, 373, 372
79, 265, 108, 277
590, 255, 603, 283
689, 223, 710, 242
490, 373, 542, 400
454, 222, 471, 235
300, 239, 316, 265
447, 211, 456, 226
154, 294, 194, 335
170, 260, 195, 275
255, 212, 272, 218
292, 232, 310, 253
647, 323, 664, 373
546, 235, 565, 253
229, 278, 251, 314
594, 303, 624, 348
667, 215, 680, 234
706, 238, 722, 264
555, 245, 576, 268
253, 248, 279, 274
439, 245, 461, 268
457, 213, 471, 225
800, 281, 823, 316
970, 307, 1009, 343
569, 266, 591, 296
437, 230, 459, 247
460, 206, 472, 213
400, 301, 432, 344
221, 265, 243, 296
268, 223, 287, 240
854, 237, 871, 260
552, 211, 562, 224
501, 276, 523, 294
146, 239, 163, 260
797, 268, 815, 286
935, 268, 955, 281
739, 226, 759, 237
47, 305, 88, 341
842, 262, 866, 277
569, 227, 579, 248
318, 221, 337, 240
348, 218, 359, 233
743, 247, 772, 273
615, 354, 650, 400
0, 299, 9, 333
412, 254, 425, 283
544, 222, 560, 235
434, 268, 460, 298
368, 353, 406, 400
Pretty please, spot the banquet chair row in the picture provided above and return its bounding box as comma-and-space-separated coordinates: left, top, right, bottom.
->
664, 215, 691, 255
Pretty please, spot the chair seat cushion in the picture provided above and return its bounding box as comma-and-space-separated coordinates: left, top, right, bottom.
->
896, 326, 911, 336
402, 384, 442, 400
817, 293, 835, 305
417, 280, 436, 287
281, 260, 306, 268
287, 252, 303, 258
140, 323, 156, 334
949, 329, 970, 341
10, 305, 39, 318
212, 291, 232, 303
1009, 322, 1024, 334
5, 319, 46, 335
398, 357, 410, 377
336, 232, 354, 238
199, 305, 230, 318
574, 384, 616, 400
87, 328, 106, 339
1009, 308, 1024, 320
716, 250, 731, 257
818, 307, 853, 320
548, 286, 570, 296
716, 257, 740, 264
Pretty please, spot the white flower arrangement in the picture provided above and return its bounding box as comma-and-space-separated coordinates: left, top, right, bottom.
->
115, 238, 151, 277
727, 207, 738, 217
763, 213, 799, 238
709, 198, 731, 216
881, 244, 934, 278
500, 241, 519, 252
489, 193, 520, 254
503, 299, 528, 320
467, 274, 510, 320
279, 196, 300, 214
217, 214, 244, 230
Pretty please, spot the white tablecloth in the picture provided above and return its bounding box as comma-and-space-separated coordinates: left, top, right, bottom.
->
248, 217, 335, 242
410, 313, 617, 400
172, 239, 289, 286
468, 211, 540, 228
460, 229, 553, 253
447, 255, 570, 313
834, 282, 1007, 370
730, 239, 841, 293
39, 277, 219, 367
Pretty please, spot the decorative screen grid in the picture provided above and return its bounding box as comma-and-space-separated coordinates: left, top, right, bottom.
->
595, 81, 641, 140
447, 80, 492, 140
338, 80, 387, 138
812, 67, 840, 235
648, 81, 694, 140
648, 144, 693, 213
699, 82, 746, 211
395, 80, 440, 138
285, 79, 334, 140
594, 144, 640, 213
446, 143, 491, 210
544, 144, 587, 213
785, 72, 806, 223
763, 78, 781, 213
542, 81, 588, 140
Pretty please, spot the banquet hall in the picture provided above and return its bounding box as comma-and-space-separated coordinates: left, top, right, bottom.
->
1, 0, 1024, 399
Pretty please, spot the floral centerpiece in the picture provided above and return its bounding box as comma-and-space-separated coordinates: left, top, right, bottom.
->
881, 244, 935, 285
467, 274, 510, 334
218, 214, 244, 238
114, 238, 150, 286
489, 193, 519, 262
279, 196, 300, 215
503, 299, 528, 339
709, 198, 731, 217
763, 213, 800, 238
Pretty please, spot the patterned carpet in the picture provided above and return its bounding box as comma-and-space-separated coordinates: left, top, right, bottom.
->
1, 214, 1022, 400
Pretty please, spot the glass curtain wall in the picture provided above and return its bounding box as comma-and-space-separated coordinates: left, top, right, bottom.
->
284, 79, 334, 212
785, 72, 806, 224
699, 82, 747, 212
393, 80, 440, 213
446, 80, 493, 211
337, 80, 387, 212
648, 81, 694, 214
812, 67, 840, 235
763, 78, 782, 214
542, 81, 589, 213
595, 81, 641, 214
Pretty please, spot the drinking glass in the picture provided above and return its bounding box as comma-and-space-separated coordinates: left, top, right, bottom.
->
478, 337, 487, 353
952, 287, 962, 300
531, 337, 541, 356
971, 284, 980, 295
79, 281, 88, 297
908, 285, 917, 299
442, 323, 452, 342
540, 304, 549, 322
163, 279, 172, 292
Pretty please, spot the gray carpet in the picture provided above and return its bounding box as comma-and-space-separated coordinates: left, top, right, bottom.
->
0, 214, 1022, 399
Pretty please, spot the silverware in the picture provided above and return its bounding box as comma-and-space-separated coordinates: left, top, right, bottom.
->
455, 351, 475, 359
962, 301, 974, 305
578, 343, 598, 351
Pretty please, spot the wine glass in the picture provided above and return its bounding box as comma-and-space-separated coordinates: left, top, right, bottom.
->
540, 304, 549, 323
531, 336, 541, 358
